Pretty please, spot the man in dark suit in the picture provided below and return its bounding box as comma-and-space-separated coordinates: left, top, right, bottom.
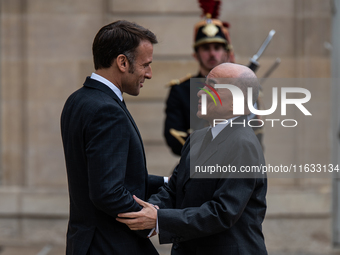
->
61, 20, 164, 255
117, 63, 268, 255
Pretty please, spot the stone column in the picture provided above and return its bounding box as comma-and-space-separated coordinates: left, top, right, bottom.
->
0, 0, 106, 245
1, 0, 28, 186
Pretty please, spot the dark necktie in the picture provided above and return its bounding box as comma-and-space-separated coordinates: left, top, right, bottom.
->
198, 128, 213, 157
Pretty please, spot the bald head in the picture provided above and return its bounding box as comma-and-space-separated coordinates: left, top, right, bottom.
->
208, 63, 257, 79
208, 63, 259, 110
197, 63, 260, 123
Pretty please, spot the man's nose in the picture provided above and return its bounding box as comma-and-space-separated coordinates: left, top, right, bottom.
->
197, 88, 204, 97
145, 66, 152, 79
209, 48, 218, 56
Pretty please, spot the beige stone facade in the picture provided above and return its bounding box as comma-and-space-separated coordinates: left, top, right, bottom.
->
0, 0, 335, 254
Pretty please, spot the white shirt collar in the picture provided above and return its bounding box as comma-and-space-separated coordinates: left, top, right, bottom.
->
211, 116, 240, 140
90, 73, 123, 101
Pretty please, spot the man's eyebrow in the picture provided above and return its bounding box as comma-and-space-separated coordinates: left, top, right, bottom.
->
206, 78, 218, 85
141, 61, 152, 66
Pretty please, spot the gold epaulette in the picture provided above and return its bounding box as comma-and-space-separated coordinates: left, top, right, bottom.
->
166, 73, 193, 87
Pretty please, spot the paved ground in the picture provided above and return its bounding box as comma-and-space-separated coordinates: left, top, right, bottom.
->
0, 241, 172, 255
0, 244, 339, 255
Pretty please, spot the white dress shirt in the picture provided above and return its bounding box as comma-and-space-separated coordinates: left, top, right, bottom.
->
90, 73, 123, 101
211, 116, 240, 140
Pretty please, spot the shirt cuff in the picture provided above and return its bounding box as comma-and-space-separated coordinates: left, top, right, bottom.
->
156, 215, 159, 233
147, 206, 159, 238
146, 217, 159, 237
147, 228, 155, 238
164, 177, 169, 184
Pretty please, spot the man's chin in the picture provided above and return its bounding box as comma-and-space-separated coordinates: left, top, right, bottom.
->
207, 62, 217, 68
130, 89, 140, 96
205, 62, 219, 70
197, 111, 206, 120
123, 87, 140, 96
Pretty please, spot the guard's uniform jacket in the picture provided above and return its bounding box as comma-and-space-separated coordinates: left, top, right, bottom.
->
164, 73, 207, 156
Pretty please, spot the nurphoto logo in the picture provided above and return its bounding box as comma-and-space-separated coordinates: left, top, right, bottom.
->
200, 84, 312, 128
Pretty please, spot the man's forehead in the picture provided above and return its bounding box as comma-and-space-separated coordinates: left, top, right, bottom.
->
136, 41, 153, 62
199, 42, 226, 48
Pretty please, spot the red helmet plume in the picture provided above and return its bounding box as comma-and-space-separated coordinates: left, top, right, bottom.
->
198, 0, 221, 19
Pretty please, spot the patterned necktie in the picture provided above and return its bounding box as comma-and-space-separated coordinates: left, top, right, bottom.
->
198, 128, 213, 157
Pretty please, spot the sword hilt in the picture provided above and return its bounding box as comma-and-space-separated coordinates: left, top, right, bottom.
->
248, 60, 260, 73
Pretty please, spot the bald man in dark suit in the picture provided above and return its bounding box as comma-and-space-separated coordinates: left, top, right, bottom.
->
117, 63, 267, 255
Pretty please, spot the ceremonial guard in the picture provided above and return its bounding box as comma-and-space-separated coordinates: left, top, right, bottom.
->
164, 0, 276, 155
164, 0, 235, 156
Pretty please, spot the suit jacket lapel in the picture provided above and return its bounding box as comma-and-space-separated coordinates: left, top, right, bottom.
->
184, 115, 249, 183
182, 127, 213, 186
83, 77, 146, 164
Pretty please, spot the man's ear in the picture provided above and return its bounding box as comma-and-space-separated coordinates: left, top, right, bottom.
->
244, 102, 251, 115
116, 54, 128, 72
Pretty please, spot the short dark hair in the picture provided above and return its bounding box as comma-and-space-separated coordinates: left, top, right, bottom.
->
92, 20, 158, 70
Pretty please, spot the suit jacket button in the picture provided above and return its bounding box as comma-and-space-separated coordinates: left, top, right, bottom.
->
173, 243, 179, 250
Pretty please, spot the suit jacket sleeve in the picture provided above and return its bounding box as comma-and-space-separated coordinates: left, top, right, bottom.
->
85, 103, 142, 217
147, 135, 192, 209
147, 174, 165, 199
148, 166, 178, 209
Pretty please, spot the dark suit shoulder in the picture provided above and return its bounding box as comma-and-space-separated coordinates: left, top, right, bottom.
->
61, 86, 127, 137
65, 86, 121, 113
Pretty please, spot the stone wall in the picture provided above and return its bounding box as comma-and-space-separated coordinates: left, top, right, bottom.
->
0, 0, 334, 253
